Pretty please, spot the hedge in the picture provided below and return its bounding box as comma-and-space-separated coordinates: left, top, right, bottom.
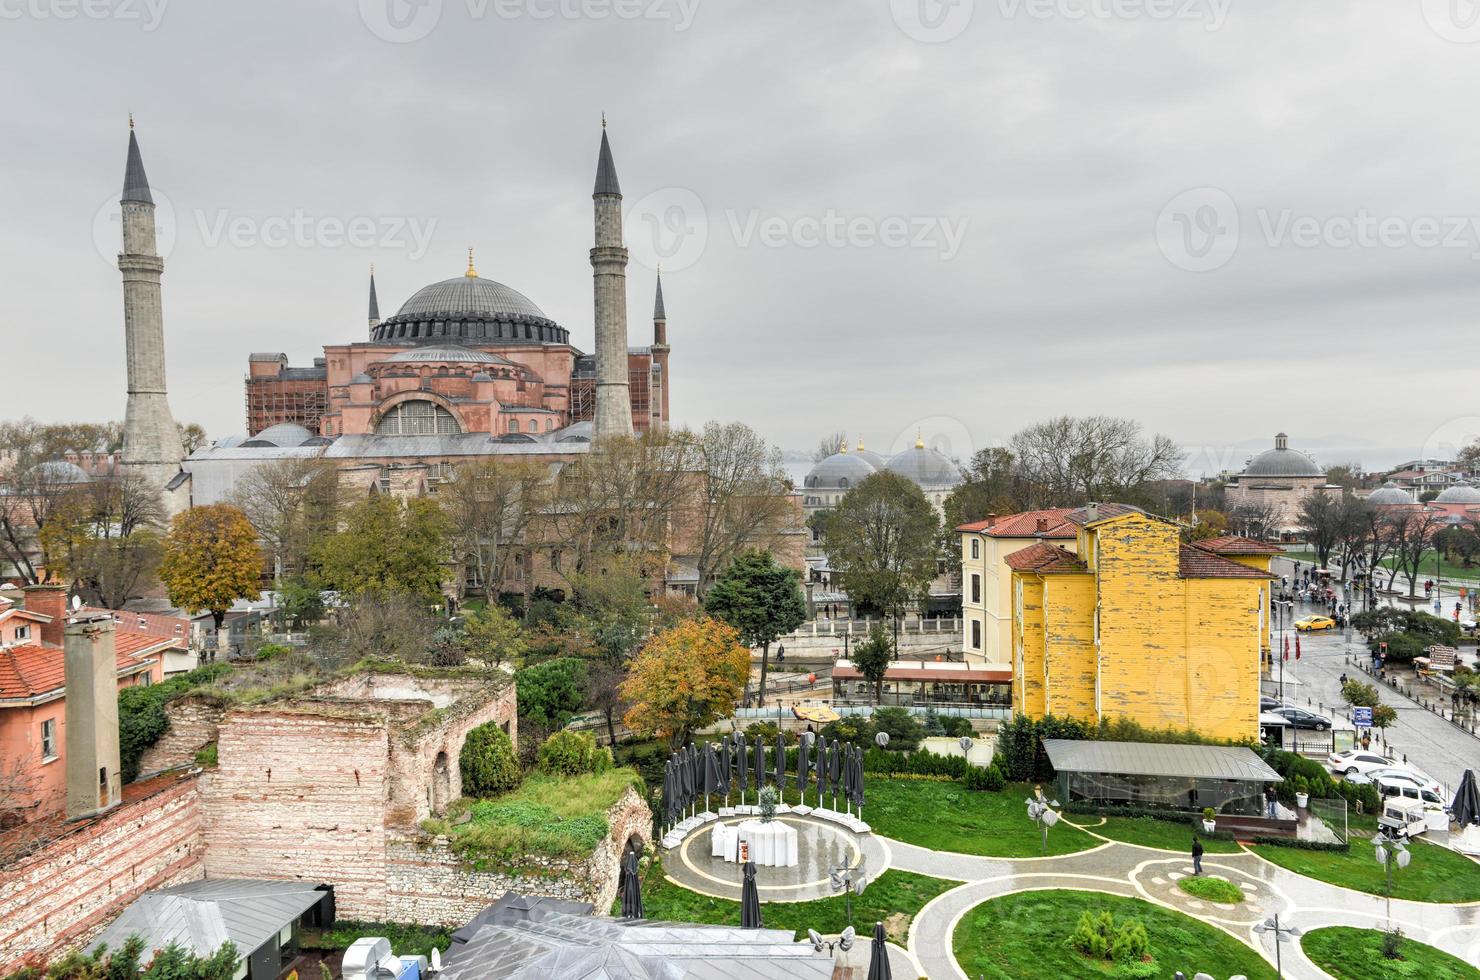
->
1250, 835, 1350, 852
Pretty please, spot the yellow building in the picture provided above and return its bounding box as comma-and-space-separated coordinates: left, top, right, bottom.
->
957, 509, 1077, 664
1006, 504, 1272, 741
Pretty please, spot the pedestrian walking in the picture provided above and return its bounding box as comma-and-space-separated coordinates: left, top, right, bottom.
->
1191, 837, 1204, 876
1264, 785, 1277, 819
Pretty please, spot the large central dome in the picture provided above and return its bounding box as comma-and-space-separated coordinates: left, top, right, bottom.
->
373, 272, 569, 347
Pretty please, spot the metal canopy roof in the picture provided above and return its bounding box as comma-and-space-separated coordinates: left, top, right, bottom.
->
92, 879, 327, 961
1042, 739, 1282, 782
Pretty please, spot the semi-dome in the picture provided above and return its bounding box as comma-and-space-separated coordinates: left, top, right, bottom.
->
806, 449, 878, 490
382, 345, 512, 366
1367, 481, 1413, 506
885, 441, 963, 488
253, 423, 314, 448
1435, 482, 1480, 504
1240, 433, 1324, 479
372, 264, 568, 347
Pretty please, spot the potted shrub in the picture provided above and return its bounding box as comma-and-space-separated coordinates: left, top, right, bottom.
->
1201, 807, 1217, 833
1292, 775, 1310, 809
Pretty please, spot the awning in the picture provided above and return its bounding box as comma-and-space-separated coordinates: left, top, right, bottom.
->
1043, 739, 1282, 782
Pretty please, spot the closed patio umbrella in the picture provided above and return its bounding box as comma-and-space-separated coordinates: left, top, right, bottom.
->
753, 737, 765, 797
681, 748, 695, 817
775, 733, 787, 793
660, 758, 674, 828
620, 849, 644, 919
797, 734, 811, 801
817, 740, 831, 807
841, 744, 854, 815
866, 921, 891, 980
740, 860, 763, 928
852, 745, 866, 811
703, 742, 722, 812
736, 733, 749, 803
1453, 769, 1480, 827
830, 739, 843, 809
719, 735, 732, 801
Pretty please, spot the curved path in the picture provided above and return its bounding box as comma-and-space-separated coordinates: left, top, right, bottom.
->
889, 828, 1480, 980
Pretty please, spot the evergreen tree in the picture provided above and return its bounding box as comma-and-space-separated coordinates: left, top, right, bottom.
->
702, 549, 806, 707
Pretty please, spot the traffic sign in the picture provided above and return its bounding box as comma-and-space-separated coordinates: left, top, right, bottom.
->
1353, 706, 1373, 727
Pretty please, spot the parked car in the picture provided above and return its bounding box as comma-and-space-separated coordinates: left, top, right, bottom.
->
1269, 706, 1331, 730
1260, 695, 1284, 713
1328, 748, 1396, 777
1347, 767, 1443, 798
1294, 616, 1336, 632
1372, 773, 1447, 809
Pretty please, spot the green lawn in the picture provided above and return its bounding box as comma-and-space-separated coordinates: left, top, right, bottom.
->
1075, 815, 1243, 854
624, 860, 956, 944
1253, 838, 1480, 903
952, 890, 1277, 980
1301, 926, 1480, 980
1177, 875, 1245, 904
863, 780, 1098, 856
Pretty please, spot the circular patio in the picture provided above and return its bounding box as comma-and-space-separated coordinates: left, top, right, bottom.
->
664, 814, 890, 901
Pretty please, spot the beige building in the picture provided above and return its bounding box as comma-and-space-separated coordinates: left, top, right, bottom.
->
956, 509, 1077, 665
1224, 433, 1337, 536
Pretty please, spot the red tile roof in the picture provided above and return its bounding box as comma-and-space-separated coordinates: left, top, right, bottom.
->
1178, 545, 1274, 579
113, 632, 183, 659
1191, 536, 1284, 556
1004, 541, 1088, 574
956, 508, 1078, 538
0, 645, 66, 699
83, 606, 190, 640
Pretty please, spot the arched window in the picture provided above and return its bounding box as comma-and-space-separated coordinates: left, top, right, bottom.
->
545, 418, 554, 432
376, 400, 461, 435
507, 418, 519, 433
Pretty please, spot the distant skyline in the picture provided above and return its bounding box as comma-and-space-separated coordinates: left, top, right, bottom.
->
4, 2, 1480, 472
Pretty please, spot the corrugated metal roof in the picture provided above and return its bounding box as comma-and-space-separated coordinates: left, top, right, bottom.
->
1042, 739, 1281, 782
92, 879, 327, 961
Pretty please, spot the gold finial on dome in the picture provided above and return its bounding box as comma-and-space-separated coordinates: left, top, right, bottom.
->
915, 429, 925, 450
839, 436, 848, 454
128, 112, 134, 130
465, 247, 477, 278
601, 111, 607, 129
857, 437, 866, 452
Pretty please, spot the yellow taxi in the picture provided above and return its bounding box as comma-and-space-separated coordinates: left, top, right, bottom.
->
1294, 615, 1336, 632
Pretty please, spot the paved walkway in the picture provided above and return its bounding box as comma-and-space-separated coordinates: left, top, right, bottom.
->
888, 827, 1480, 980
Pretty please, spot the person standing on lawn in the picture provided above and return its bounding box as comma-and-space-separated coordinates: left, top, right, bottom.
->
1191, 837, 1204, 876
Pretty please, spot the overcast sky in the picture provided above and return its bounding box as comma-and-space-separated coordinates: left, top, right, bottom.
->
4, 0, 1480, 475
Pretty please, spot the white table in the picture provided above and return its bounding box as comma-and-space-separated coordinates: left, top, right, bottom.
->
711, 819, 798, 867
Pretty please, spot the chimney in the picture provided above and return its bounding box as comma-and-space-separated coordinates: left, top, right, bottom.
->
65, 613, 121, 821
986, 513, 997, 528
1035, 518, 1048, 533
1085, 502, 1099, 522
22, 583, 68, 647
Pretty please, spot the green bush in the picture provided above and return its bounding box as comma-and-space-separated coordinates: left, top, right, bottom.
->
871, 706, 924, 750
255, 643, 294, 661
940, 715, 975, 738
1070, 909, 1151, 966
820, 715, 873, 744
537, 730, 612, 777
1111, 918, 1150, 963
964, 763, 1006, 792
460, 723, 521, 797
117, 662, 233, 782
514, 658, 587, 729
1250, 835, 1349, 852
743, 721, 784, 743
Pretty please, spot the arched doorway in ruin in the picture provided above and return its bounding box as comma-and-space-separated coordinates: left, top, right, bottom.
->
433, 751, 451, 814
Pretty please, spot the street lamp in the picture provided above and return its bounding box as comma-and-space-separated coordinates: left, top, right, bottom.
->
1025, 786, 1062, 855
829, 862, 865, 924
957, 735, 973, 762
1373, 828, 1411, 923
1253, 914, 1303, 979
1273, 598, 1295, 702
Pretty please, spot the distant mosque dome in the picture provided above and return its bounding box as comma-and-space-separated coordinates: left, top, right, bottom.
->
1367, 481, 1413, 506
29, 460, 90, 484
851, 438, 887, 471
806, 447, 878, 490
1435, 482, 1480, 504
382, 345, 513, 366
252, 423, 315, 448
1241, 433, 1324, 479
371, 255, 568, 347
885, 438, 963, 489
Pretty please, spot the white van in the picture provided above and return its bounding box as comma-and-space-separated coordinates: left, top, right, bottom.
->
1379, 797, 1428, 838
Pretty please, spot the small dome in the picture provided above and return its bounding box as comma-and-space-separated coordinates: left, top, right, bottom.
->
252, 423, 315, 448
806, 450, 878, 490
1367, 481, 1413, 506
852, 439, 887, 470
350, 372, 373, 384
1436, 482, 1480, 504
213, 434, 246, 449
29, 460, 89, 484
885, 445, 962, 488
554, 421, 593, 443
382, 345, 511, 366
1241, 433, 1324, 479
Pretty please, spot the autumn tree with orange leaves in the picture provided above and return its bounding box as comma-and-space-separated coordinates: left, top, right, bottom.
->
621, 617, 750, 749
159, 504, 263, 630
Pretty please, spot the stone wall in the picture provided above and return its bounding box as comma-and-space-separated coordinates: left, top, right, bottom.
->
136, 697, 227, 775
383, 786, 651, 927
0, 773, 204, 972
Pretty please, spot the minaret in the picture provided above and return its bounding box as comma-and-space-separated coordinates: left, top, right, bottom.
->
368, 264, 381, 336
650, 270, 670, 431
590, 118, 633, 440
118, 119, 183, 511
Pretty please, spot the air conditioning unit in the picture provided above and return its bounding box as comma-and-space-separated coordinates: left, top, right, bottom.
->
342, 938, 423, 980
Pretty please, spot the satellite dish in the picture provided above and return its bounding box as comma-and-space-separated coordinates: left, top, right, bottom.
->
70, 595, 82, 613
838, 926, 855, 952
430, 947, 442, 974
807, 929, 824, 952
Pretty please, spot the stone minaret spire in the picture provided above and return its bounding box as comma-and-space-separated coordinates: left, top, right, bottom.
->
652, 268, 667, 347
590, 120, 633, 440
118, 121, 183, 510
650, 269, 670, 431
368, 264, 381, 335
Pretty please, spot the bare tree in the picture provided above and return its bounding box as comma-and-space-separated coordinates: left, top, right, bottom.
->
439, 457, 551, 600
40, 473, 165, 608
812, 431, 846, 463
679, 422, 795, 595
1227, 501, 1281, 540
1297, 491, 1341, 567
1388, 508, 1447, 596
583, 661, 628, 748
230, 454, 342, 581
1009, 415, 1182, 507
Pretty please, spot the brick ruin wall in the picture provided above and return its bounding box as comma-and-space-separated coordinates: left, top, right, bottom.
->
136, 698, 227, 775
384, 786, 651, 927
0, 775, 205, 973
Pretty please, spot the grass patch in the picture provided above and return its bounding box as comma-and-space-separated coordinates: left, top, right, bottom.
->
302, 920, 452, 956
424, 768, 641, 865
624, 858, 955, 943
1301, 926, 1479, 980
1254, 837, 1480, 903
864, 780, 1097, 857
953, 890, 1277, 980
1177, 875, 1245, 904
1080, 815, 1242, 854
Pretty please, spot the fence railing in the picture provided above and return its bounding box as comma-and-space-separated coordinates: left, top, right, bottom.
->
732, 703, 1011, 721
778, 617, 962, 639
